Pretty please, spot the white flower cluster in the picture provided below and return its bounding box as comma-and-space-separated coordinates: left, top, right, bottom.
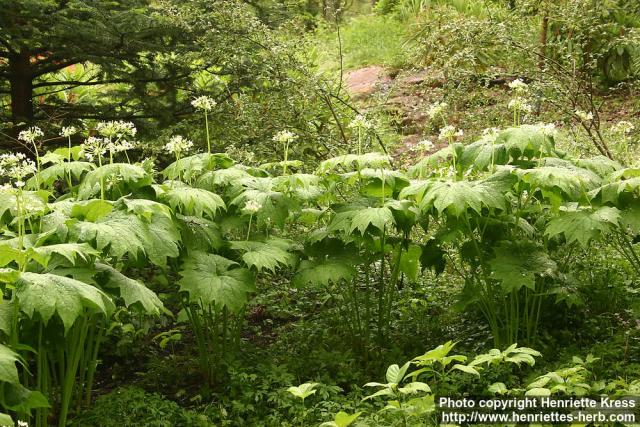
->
191, 95, 217, 111
18, 126, 44, 144
426, 102, 448, 119
226, 144, 256, 164
415, 140, 435, 152
164, 135, 194, 155
482, 127, 500, 137
272, 130, 298, 144
481, 127, 501, 143
575, 110, 593, 122
60, 126, 78, 138
533, 122, 557, 137
80, 137, 108, 161
108, 139, 136, 154
611, 120, 635, 135
508, 97, 533, 113
508, 78, 529, 94
243, 199, 262, 214
348, 114, 373, 131
96, 120, 137, 139
0, 153, 36, 186
439, 125, 464, 140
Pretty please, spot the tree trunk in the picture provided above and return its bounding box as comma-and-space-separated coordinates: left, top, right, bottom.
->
538, 11, 549, 71
9, 50, 34, 125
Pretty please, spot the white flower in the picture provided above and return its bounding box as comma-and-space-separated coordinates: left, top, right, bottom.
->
0, 153, 36, 181
96, 121, 137, 139
60, 126, 78, 137
482, 127, 500, 136
164, 135, 194, 155
426, 102, 448, 119
191, 95, 217, 111
18, 126, 44, 144
534, 122, 557, 136
611, 120, 635, 135
348, 114, 373, 131
0, 183, 11, 191
439, 125, 463, 140
80, 137, 108, 161
107, 139, 137, 154
415, 140, 435, 152
508, 97, 533, 113
17, 421, 29, 427
272, 130, 298, 144
508, 78, 529, 94
14, 180, 25, 188
243, 199, 262, 214
575, 110, 593, 122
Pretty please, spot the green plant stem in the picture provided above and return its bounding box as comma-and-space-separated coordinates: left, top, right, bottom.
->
66, 136, 74, 190
381, 167, 385, 204
184, 303, 211, 383
58, 315, 90, 427
283, 140, 290, 175
32, 140, 41, 188
205, 112, 211, 153
98, 156, 105, 200
376, 226, 387, 346
247, 214, 253, 240
83, 319, 105, 406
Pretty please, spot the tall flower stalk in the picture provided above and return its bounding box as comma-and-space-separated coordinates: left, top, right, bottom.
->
96, 120, 137, 164
81, 137, 107, 199
60, 126, 78, 188
439, 125, 463, 174
348, 114, 373, 156
273, 130, 298, 175
427, 101, 448, 128
507, 79, 532, 126
482, 127, 500, 172
192, 96, 217, 153
18, 126, 44, 189
164, 135, 194, 184
243, 200, 262, 240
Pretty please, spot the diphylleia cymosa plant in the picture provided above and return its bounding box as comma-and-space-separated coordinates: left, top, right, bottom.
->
426, 101, 448, 127
272, 130, 298, 174
507, 79, 532, 126
414, 139, 435, 155
96, 120, 138, 163
611, 120, 636, 164
0, 153, 36, 190
192, 95, 217, 153
438, 125, 463, 172
18, 126, 44, 188
165, 135, 194, 160
60, 125, 80, 187
348, 114, 373, 155
243, 199, 262, 240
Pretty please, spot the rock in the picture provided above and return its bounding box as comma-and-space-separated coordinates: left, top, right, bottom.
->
398, 69, 430, 85
345, 66, 392, 99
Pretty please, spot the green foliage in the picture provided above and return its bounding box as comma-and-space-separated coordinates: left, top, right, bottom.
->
95, 264, 164, 316
314, 15, 408, 72
14, 272, 114, 332
3, 110, 640, 426
154, 182, 226, 219
228, 238, 297, 273
73, 386, 212, 427
178, 252, 255, 313
78, 164, 152, 200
